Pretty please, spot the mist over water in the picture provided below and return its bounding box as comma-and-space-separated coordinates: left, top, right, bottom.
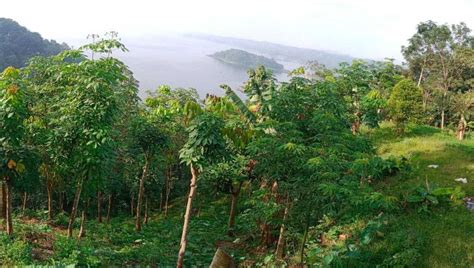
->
115, 35, 292, 99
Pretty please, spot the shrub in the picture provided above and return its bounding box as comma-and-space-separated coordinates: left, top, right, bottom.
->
0, 233, 32, 265
388, 79, 423, 133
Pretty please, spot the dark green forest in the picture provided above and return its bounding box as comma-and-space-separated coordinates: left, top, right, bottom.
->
210, 49, 285, 72
0, 18, 68, 71
0, 20, 473, 267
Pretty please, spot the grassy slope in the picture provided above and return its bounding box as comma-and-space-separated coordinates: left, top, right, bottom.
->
368, 123, 474, 267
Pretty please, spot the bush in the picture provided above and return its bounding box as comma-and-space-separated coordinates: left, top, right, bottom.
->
388, 79, 423, 133
52, 236, 101, 266
0, 233, 32, 265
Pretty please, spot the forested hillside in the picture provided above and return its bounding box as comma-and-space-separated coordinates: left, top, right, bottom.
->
0, 18, 68, 70
0, 20, 472, 267
188, 33, 355, 68
210, 49, 285, 72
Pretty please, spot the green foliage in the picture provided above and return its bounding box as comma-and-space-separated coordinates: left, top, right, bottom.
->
406, 185, 465, 212
179, 112, 227, 168
360, 90, 386, 128
0, 234, 32, 265
388, 79, 424, 132
52, 236, 101, 266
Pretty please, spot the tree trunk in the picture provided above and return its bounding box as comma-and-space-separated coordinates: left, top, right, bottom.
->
77, 210, 86, 239
144, 197, 149, 225
2, 183, 6, 219
176, 164, 199, 268
59, 191, 64, 213
417, 64, 424, 87
130, 195, 135, 216
159, 191, 164, 212
210, 248, 236, 268
47, 181, 53, 221
164, 166, 172, 217
1, 183, 6, 219
228, 193, 238, 236
228, 182, 242, 236
441, 109, 445, 130
22, 191, 27, 212
275, 200, 290, 259
440, 91, 448, 130
300, 219, 310, 264
5, 179, 13, 235
97, 191, 102, 223
136, 157, 150, 232
457, 114, 466, 141
67, 178, 83, 238
106, 194, 112, 224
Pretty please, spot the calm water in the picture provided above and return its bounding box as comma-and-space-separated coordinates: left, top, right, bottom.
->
113, 35, 295, 99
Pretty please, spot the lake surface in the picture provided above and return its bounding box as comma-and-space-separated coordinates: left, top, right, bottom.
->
113, 35, 295, 99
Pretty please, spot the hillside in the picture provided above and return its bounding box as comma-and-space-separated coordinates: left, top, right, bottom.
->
209, 48, 285, 72
368, 123, 473, 267
0, 18, 68, 70
2, 123, 472, 266
188, 33, 355, 68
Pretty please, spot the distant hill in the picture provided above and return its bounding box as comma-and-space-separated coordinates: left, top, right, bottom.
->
188, 33, 355, 68
0, 18, 69, 71
210, 49, 284, 72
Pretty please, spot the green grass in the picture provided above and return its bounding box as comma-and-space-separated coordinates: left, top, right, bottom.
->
368, 123, 474, 267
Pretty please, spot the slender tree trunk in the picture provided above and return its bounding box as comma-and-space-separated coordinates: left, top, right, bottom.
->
144, 197, 149, 225
177, 165, 199, 268
47, 181, 53, 221
164, 166, 171, 217
130, 195, 135, 216
351, 111, 361, 134
275, 200, 290, 259
159, 191, 164, 212
5, 178, 13, 235
440, 91, 448, 129
417, 64, 424, 87
97, 191, 102, 223
441, 109, 445, 129
136, 157, 150, 232
227, 182, 242, 236
67, 178, 83, 238
22, 192, 27, 212
1, 183, 6, 219
300, 219, 310, 264
228, 193, 238, 236
59, 191, 64, 213
77, 210, 86, 239
106, 194, 112, 224
457, 114, 466, 141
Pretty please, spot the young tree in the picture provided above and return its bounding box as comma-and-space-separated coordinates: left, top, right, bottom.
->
24, 34, 137, 238
335, 60, 374, 133
177, 111, 227, 268
452, 91, 474, 140
130, 114, 168, 231
388, 79, 424, 133
0, 67, 28, 235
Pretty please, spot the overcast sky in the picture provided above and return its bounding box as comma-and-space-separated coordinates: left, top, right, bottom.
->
2, 0, 473, 60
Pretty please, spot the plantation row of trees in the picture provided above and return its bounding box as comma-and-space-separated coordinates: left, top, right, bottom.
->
0, 21, 472, 266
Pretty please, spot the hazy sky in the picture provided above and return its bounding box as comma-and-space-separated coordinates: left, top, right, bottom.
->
2, 0, 473, 60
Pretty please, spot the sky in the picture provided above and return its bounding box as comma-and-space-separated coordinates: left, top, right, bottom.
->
1, 0, 473, 60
